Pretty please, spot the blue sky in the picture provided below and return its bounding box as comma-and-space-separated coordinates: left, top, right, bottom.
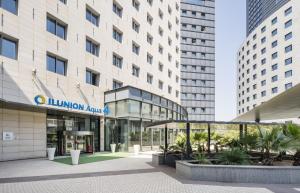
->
215, 0, 246, 121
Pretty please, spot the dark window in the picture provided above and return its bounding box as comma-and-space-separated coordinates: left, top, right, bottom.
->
86, 8, 100, 26
113, 80, 123, 89
113, 2, 123, 17
47, 16, 67, 39
46, 54, 67, 76
1, 0, 18, 14
86, 70, 99, 86
86, 38, 99, 56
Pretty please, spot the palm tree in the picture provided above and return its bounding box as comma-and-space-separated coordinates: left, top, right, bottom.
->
256, 126, 286, 165
192, 132, 207, 153
281, 124, 300, 166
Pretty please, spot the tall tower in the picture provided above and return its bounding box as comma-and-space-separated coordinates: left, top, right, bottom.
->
247, 0, 290, 35
180, 0, 215, 121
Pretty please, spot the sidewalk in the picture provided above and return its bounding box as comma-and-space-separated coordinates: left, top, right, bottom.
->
0, 154, 299, 193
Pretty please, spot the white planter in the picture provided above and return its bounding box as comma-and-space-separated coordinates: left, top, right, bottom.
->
110, 144, 116, 153
70, 150, 81, 165
133, 145, 140, 155
47, 148, 56, 161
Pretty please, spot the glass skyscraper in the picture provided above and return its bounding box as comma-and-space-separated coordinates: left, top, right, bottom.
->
247, 0, 290, 35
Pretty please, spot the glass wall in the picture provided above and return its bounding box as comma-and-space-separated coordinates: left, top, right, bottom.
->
46, 110, 100, 155
104, 87, 188, 152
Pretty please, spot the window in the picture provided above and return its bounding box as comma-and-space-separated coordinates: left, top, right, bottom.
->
132, 19, 140, 33
158, 80, 163, 90
158, 9, 163, 19
271, 29, 277, 36
272, 40, 277, 48
113, 27, 123, 43
168, 70, 172, 78
147, 13, 153, 25
272, 52, 278, 59
47, 16, 67, 39
285, 7, 292, 16
285, 83, 293, 90
158, 45, 163, 54
261, 48, 266, 54
261, 37, 266, 43
285, 19, 292, 28
158, 26, 163, 36
147, 53, 153, 64
86, 38, 99, 56
282, 41, 290, 50
271, 17, 277, 25
261, 91, 266, 97
0, 35, 18, 59
285, 57, 292, 65
46, 54, 67, 76
261, 26, 266, 33
132, 65, 140, 77
272, 64, 278, 71
113, 53, 123, 68
158, 63, 163, 71
168, 86, 172, 94
113, 2, 123, 17
272, 87, 278, 94
147, 0, 153, 6
261, 80, 266, 86
176, 91, 179, 98
147, 33, 153, 45
147, 73, 153, 84
86, 70, 99, 86
272, 75, 278, 82
132, 42, 140, 55
285, 32, 292, 40
261, 58, 266, 65
132, 0, 140, 11
113, 80, 123, 89
285, 70, 292, 78
86, 7, 100, 26
59, 0, 67, 4
1, 0, 18, 14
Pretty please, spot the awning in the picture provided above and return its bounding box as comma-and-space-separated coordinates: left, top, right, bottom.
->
233, 83, 300, 122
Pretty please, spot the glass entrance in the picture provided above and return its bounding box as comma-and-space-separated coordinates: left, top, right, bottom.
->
62, 131, 94, 155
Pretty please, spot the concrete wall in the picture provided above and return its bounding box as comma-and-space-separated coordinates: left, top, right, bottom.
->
176, 161, 300, 184
0, 108, 47, 161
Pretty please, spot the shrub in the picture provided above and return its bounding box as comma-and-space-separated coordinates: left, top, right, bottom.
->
193, 153, 211, 164
217, 148, 250, 165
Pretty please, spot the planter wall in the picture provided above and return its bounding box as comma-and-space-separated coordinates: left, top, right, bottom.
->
152, 153, 182, 167
176, 161, 300, 184
152, 154, 165, 166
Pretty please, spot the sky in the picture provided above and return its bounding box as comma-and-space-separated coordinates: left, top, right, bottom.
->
215, 0, 246, 121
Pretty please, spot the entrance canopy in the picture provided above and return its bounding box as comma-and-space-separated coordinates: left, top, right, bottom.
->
234, 83, 300, 122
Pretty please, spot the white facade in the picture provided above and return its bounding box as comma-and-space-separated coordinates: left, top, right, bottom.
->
237, 0, 300, 117
0, 0, 181, 161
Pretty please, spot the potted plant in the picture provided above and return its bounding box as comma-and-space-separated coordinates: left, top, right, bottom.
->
70, 140, 81, 165
47, 146, 56, 161
133, 144, 140, 155
110, 125, 118, 153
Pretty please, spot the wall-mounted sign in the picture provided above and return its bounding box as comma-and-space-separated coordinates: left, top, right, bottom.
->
3, 132, 14, 141
34, 95, 109, 115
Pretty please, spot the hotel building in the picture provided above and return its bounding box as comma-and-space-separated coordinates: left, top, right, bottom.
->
0, 0, 186, 161
237, 0, 300, 119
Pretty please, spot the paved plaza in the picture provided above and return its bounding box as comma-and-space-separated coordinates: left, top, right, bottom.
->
0, 154, 299, 193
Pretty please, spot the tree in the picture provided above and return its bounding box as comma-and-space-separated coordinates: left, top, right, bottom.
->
281, 124, 300, 166
256, 126, 286, 165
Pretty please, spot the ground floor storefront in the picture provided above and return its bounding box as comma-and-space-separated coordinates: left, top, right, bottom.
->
0, 86, 187, 161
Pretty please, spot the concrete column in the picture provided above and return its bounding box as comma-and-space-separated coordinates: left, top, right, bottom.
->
100, 116, 105, 151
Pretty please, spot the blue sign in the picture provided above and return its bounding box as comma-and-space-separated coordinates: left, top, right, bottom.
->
34, 95, 109, 115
